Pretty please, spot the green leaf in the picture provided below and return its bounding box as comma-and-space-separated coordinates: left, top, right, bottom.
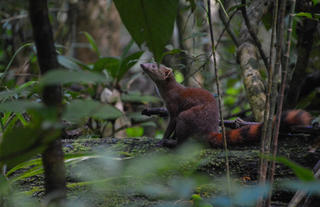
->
63, 99, 122, 123
94, 57, 120, 77
277, 157, 315, 181
126, 126, 144, 137
59, 55, 92, 71
0, 81, 37, 101
283, 180, 320, 194
216, 0, 229, 18
313, 0, 320, 5
83, 32, 100, 56
0, 100, 42, 113
6, 158, 42, 177
140, 121, 156, 127
227, 4, 244, 13
8, 158, 44, 183
226, 88, 239, 96
262, 10, 273, 30
40, 69, 105, 86
264, 155, 315, 181
0, 123, 60, 169
114, 0, 179, 61
127, 112, 151, 122
8, 152, 98, 182
186, 0, 196, 12
174, 71, 184, 83
294, 12, 313, 19
1, 113, 19, 133
17, 81, 37, 91
121, 39, 134, 58
57, 55, 82, 70
2, 42, 33, 80
16, 113, 28, 126
118, 51, 144, 80
1, 112, 12, 126
121, 92, 161, 104
11, 165, 44, 183
160, 49, 183, 62
0, 90, 20, 101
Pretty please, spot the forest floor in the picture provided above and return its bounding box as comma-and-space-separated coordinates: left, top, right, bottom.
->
13, 135, 320, 207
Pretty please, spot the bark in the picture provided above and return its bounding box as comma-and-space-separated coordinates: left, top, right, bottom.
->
236, 0, 272, 122
28, 0, 66, 205
285, 18, 318, 109
299, 71, 320, 99
73, 0, 122, 63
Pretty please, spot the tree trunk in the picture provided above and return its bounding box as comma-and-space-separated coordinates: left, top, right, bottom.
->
73, 0, 122, 63
236, 0, 272, 121
285, 18, 318, 109
28, 0, 66, 205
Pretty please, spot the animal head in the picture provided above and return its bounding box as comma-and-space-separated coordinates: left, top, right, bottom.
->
140, 63, 173, 82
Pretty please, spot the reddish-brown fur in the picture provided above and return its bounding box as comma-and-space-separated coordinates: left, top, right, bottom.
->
141, 63, 312, 147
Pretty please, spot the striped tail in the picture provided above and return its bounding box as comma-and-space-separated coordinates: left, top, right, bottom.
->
207, 110, 312, 147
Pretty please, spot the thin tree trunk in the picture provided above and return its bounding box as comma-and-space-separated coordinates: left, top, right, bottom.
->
28, 0, 66, 205
266, 0, 289, 206
285, 18, 318, 109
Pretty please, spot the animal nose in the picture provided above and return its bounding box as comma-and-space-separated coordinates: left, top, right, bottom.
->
140, 63, 147, 69
141, 63, 158, 70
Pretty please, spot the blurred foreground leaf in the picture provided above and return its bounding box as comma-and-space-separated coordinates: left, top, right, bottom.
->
63, 99, 122, 123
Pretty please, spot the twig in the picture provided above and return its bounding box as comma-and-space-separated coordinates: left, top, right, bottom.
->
0, 14, 28, 24
207, 0, 231, 195
257, 0, 279, 206
266, 0, 288, 206
183, 57, 210, 83
141, 107, 169, 117
217, 7, 240, 47
241, 0, 269, 70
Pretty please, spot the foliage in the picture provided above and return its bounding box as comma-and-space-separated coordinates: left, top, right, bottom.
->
1, 0, 320, 206
63, 99, 122, 123
93, 50, 143, 84
0, 107, 60, 168
2, 141, 320, 206
114, 0, 179, 62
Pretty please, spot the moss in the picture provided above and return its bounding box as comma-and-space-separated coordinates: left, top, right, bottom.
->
13, 136, 320, 206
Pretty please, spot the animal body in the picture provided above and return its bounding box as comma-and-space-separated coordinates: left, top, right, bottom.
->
141, 63, 312, 147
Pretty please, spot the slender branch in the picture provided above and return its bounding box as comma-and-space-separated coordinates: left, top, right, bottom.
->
241, 0, 269, 70
260, 0, 286, 205
217, 7, 240, 47
288, 160, 320, 207
207, 0, 231, 195
257, 0, 279, 206
267, 0, 293, 206
141, 107, 169, 117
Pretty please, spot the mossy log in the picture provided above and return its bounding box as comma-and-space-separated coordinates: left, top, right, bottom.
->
13, 135, 319, 207
61, 135, 320, 205
62, 135, 320, 178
